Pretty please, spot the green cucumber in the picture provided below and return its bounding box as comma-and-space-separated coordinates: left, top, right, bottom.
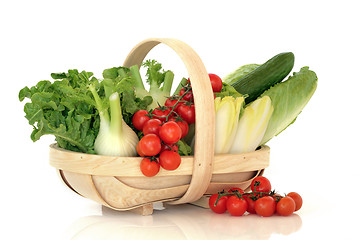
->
223, 64, 260, 85
230, 52, 295, 104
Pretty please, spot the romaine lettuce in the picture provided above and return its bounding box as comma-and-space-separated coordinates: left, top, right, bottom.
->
260, 67, 318, 144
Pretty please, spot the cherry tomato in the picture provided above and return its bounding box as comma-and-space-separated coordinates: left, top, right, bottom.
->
165, 98, 178, 108
272, 193, 283, 203
159, 150, 181, 170
287, 192, 303, 211
208, 73, 223, 92
161, 143, 179, 152
226, 196, 248, 216
228, 187, 245, 194
152, 107, 171, 122
165, 97, 184, 111
140, 157, 160, 177
138, 134, 161, 156
251, 176, 272, 193
244, 195, 257, 214
179, 88, 193, 102
137, 143, 145, 157
209, 194, 228, 214
174, 120, 189, 139
255, 196, 276, 217
132, 110, 150, 131
276, 196, 296, 216
143, 119, 162, 136
159, 121, 182, 144
176, 104, 195, 124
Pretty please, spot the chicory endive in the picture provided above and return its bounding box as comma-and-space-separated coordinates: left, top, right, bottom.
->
229, 96, 274, 154
214, 96, 244, 154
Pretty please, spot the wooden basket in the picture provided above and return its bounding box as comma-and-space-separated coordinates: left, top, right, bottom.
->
49, 38, 270, 215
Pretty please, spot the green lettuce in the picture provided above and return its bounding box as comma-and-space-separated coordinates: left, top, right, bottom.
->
19, 69, 152, 154
260, 67, 318, 144
222, 64, 260, 85
19, 70, 99, 153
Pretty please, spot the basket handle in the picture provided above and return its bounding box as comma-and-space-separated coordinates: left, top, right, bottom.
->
123, 38, 215, 204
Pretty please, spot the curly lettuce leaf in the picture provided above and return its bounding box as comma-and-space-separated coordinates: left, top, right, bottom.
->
19, 67, 153, 154
19, 70, 99, 153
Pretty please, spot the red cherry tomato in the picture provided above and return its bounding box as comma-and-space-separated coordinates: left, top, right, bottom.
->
165, 97, 184, 111
159, 150, 181, 170
159, 121, 182, 144
209, 194, 228, 214
226, 196, 248, 216
137, 143, 145, 157
276, 196, 296, 216
138, 134, 161, 156
255, 196, 276, 217
143, 119, 162, 136
228, 187, 245, 194
179, 88, 193, 102
161, 143, 179, 152
251, 176, 272, 193
176, 104, 195, 124
208, 73, 223, 92
140, 157, 160, 177
244, 195, 257, 214
287, 192, 303, 211
132, 110, 150, 131
169, 119, 189, 139
152, 107, 171, 122
272, 193, 283, 203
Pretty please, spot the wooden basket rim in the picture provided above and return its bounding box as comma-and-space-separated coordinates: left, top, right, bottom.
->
49, 143, 270, 177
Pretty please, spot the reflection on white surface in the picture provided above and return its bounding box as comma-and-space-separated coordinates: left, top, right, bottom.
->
64, 204, 302, 240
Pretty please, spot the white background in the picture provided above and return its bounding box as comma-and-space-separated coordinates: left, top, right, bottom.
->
1, 0, 359, 239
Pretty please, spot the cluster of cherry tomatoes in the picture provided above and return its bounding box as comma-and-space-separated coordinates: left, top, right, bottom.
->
209, 176, 303, 217
132, 74, 223, 177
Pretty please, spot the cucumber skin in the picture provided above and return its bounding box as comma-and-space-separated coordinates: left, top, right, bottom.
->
230, 52, 295, 104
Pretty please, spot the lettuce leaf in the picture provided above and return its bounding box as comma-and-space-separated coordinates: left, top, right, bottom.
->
222, 64, 260, 85
19, 70, 99, 153
260, 67, 317, 144
19, 68, 152, 153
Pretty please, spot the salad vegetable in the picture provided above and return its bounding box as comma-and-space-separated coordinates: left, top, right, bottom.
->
89, 82, 139, 157
19, 48, 317, 178
225, 52, 295, 104
260, 67, 318, 144
103, 59, 175, 111
222, 63, 260, 85
208, 176, 303, 217
19, 70, 99, 153
19, 68, 152, 154
229, 96, 274, 154
214, 96, 244, 154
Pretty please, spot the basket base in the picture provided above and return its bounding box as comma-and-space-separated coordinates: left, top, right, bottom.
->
128, 203, 154, 216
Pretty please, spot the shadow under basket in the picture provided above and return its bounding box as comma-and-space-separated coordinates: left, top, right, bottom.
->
48, 38, 270, 215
